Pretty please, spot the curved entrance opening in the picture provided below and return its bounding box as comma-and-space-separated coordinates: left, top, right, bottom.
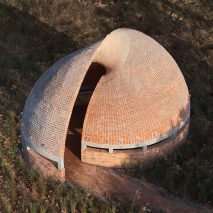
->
65, 62, 106, 165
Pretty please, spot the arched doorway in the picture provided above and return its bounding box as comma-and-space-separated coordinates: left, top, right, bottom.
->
65, 62, 106, 162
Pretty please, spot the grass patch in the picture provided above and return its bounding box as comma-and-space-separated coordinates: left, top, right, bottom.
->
0, 0, 212, 211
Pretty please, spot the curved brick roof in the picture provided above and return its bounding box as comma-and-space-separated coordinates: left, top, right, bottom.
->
21, 28, 190, 168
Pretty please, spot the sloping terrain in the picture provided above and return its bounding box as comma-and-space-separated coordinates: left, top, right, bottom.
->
0, 0, 212, 212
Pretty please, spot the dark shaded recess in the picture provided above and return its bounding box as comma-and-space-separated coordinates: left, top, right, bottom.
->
65, 62, 106, 160
0, 2, 78, 159
0, 3, 76, 112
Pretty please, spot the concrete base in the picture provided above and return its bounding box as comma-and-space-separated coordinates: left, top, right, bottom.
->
81, 120, 190, 168
22, 120, 189, 180
23, 145, 65, 181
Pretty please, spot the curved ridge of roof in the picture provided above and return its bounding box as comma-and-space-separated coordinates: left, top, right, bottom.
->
21, 42, 101, 160
21, 28, 190, 168
82, 29, 190, 148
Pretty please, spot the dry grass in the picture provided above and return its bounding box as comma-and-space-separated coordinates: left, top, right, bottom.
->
0, 0, 212, 211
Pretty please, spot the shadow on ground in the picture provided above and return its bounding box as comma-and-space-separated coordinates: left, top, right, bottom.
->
0, 0, 212, 210
0, 3, 77, 112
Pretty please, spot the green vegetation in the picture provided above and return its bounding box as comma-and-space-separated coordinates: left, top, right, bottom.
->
0, 0, 212, 212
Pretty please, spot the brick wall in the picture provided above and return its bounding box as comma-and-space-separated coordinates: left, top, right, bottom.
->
81, 120, 189, 168
22, 121, 189, 180
23, 145, 65, 182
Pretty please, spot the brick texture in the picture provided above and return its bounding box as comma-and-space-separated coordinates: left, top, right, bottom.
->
81, 120, 189, 168
23, 145, 65, 181
21, 28, 190, 175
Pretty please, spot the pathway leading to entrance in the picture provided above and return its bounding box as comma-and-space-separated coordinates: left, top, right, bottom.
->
65, 146, 209, 212
64, 107, 209, 212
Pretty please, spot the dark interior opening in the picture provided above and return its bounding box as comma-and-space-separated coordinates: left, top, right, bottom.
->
65, 62, 106, 160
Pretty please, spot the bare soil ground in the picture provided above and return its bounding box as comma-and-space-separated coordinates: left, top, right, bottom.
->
65, 106, 209, 212
65, 148, 210, 212
0, 0, 212, 212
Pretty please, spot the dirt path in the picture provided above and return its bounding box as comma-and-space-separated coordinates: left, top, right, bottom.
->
65, 147, 210, 212
64, 105, 210, 212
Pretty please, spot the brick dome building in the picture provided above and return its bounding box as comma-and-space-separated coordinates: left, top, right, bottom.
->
21, 28, 190, 180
